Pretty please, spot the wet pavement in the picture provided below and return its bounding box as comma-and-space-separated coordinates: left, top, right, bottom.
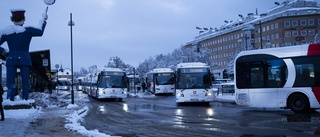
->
81, 93, 320, 137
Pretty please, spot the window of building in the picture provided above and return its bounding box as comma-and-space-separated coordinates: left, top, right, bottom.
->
292, 20, 298, 26
300, 20, 307, 26
271, 24, 275, 30
285, 31, 291, 37
262, 26, 266, 32
293, 41, 299, 45
275, 23, 279, 29
285, 42, 292, 46
308, 19, 314, 26
275, 33, 279, 39
308, 30, 315, 36
292, 31, 299, 36
318, 19, 320, 25
271, 34, 275, 40
284, 21, 290, 27
301, 30, 307, 36
266, 25, 270, 31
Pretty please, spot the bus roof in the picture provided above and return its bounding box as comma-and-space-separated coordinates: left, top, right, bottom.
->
236, 43, 320, 59
149, 68, 174, 73
176, 62, 208, 68
101, 67, 124, 72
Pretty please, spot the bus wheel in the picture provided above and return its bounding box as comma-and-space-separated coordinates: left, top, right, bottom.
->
288, 94, 309, 113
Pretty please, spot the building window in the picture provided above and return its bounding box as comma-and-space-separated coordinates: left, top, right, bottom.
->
292, 20, 298, 26
262, 26, 266, 32
284, 21, 290, 27
292, 31, 298, 36
293, 41, 299, 45
308, 30, 315, 36
308, 19, 314, 26
266, 25, 270, 31
285, 31, 291, 37
275, 33, 279, 39
301, 30, 307, 36
318, 19, 320, 25
275, 23, 279, 29
285, 42, 292, 46
271, 34, 275, 40
271, 24, 275, 30
300, 20, 307, 26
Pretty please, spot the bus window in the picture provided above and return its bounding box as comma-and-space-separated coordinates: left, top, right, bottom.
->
292, 56, 316, 87
236, 55, 287, 88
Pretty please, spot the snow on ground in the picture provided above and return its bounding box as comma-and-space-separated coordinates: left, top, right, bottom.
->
0, 90, 235, 137
0, 91, 114, 137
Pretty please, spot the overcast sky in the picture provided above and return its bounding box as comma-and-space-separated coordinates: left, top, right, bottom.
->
1, 0, 318, 71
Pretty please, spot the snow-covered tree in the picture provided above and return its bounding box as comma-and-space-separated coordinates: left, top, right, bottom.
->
88, 65, 98, 73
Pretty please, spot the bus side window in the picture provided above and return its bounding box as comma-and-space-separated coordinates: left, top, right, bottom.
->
266, 59, 287, 88
292, 56, 316, 87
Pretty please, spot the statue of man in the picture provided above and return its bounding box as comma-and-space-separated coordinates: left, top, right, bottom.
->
0, 9, 48, 101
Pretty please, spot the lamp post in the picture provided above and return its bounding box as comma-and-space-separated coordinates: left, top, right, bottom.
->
133, 67, 136, 94
68, 13, 75, 104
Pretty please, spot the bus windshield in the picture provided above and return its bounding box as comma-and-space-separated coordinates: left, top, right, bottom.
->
57, 80, 71, 86
155, 73, 174, 85
98, 75, 127, 88
176, 72, 211, 89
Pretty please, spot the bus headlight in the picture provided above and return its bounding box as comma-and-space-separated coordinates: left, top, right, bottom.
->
98, 90, 103, 95
205, 91, 212, 96
177, 93, 184, 97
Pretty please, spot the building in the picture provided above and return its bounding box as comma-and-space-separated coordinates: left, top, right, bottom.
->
185, 0, 320, 79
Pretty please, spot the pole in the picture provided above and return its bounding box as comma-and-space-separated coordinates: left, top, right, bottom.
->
0, 61, 2, 86
260, 20, 263, 49
133, 68, 136, 94
69, 13, 74, 104
245, 34, 248, 50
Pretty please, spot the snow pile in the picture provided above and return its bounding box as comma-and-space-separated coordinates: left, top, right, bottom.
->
1, 91, 116, 137
65, 105, 114, 137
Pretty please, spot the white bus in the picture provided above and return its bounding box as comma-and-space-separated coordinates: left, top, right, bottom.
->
76, 77, 85, 91
175, 62, 216, 104
146, 68, 175, 95
83, 68, 128, 101
235, 43, 320, 113
55, 78, 71, 91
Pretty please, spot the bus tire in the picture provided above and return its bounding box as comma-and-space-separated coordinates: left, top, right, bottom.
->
288, 93, 310, 113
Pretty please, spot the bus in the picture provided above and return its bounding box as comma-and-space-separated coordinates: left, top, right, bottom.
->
76, 77, 85, 91
55, 78, 71, 91
146, 68, 175, 95
175, 62, 216, 104
234, 43, 320, 113
83, 68, 128, 101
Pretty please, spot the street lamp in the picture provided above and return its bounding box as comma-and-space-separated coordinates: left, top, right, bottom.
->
68, 13, 75, 104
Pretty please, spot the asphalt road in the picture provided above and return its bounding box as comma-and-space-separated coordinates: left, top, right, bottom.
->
81, 93, 320, 137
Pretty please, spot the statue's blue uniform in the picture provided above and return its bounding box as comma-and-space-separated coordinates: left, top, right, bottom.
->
0, 20, 46, 100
